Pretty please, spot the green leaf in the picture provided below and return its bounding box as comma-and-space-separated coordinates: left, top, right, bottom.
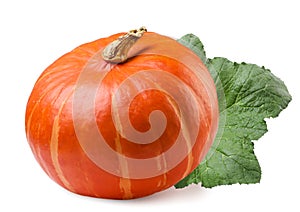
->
177, 34, 207, 63
175, 35, 292, 188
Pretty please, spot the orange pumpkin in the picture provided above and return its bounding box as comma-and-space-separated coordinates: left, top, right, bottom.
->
25, 27, 219, 199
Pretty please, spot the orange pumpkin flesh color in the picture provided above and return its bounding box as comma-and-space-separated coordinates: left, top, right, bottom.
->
25, 27, 219, 199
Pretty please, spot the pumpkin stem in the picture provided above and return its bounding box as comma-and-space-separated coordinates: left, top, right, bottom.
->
102, 27, 147, 63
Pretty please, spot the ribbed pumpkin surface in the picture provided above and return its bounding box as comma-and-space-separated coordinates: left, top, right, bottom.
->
25, 32, 218, 199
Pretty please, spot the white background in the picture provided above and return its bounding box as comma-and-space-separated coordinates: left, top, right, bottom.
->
1, 0, 299, 211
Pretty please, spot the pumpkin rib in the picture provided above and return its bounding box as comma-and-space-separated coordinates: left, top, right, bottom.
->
50, 114, 74, 191
114, 132, 133, 199
49, 87, 75, 191
26, 86, 73, 181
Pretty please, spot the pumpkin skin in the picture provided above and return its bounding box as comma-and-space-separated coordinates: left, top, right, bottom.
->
25, 31, 219, 199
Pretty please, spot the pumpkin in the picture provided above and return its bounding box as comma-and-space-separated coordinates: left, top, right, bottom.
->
25, 27, 219, 199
